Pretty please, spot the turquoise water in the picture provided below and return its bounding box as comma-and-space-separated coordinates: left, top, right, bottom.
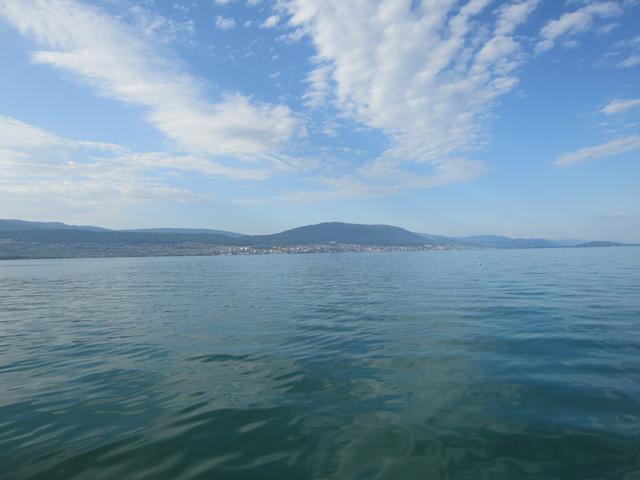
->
1, 248, 639, 479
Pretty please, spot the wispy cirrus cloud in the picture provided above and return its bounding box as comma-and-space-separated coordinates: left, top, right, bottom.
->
276, 0, 538, 198
553, 135, 640, 167
214, 15, 236, 30
0, 115, 268, 210
302, 63, 333, 108
0, 116, 269, 180
260, 14, 280, 29
127, 5, 195, 44
619, 54, 640, 67
1, 0, 637, 210
535, 1, 623, 53
0, 116, 123, 153
601, 98, 640, 115
600, 34, 640, 68
0, 0, 299, 165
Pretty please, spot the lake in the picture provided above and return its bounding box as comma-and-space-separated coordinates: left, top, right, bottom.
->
1, 248, 639, 479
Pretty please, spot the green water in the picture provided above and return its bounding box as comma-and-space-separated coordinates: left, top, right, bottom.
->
1, 248, 639, 479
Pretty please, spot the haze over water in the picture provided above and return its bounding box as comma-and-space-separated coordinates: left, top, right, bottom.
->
1, 248, 639, 479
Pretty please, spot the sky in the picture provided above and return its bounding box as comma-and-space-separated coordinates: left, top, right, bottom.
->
0, 0, 638, 240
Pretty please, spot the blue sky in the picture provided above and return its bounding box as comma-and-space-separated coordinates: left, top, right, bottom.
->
0, 0, 638, 240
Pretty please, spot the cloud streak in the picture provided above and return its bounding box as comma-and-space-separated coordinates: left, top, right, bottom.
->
214, 15, 236, 30
1, 0, 636, 209
0, 0, 298, 164
553, 136, 640, 167
260, 15, 280, 28
0, 116, 123, 153
601, 98, 640, 115
536, 1, 623, 53
280, 0, 538, 196
0, 116, 271, 212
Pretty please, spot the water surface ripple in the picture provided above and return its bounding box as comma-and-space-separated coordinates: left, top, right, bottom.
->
1, 248, 639, 479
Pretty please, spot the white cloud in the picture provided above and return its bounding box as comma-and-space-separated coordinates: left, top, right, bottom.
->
236, 157, 488, 204
619, 54, 640, 67
211, 0, 261, 4
128, 6, 195, 43
598, 22, 619, 34
0, 141, 192, 209
536, 1, 623, 53
617, 35, 640, 66
210, 0, 262, 5
260, 15, 280, 28
0, 0, 299, 164
0, 116, 123, 153
214, 15, 236, 30
276, 27, 306, 44
607, 211, 628, 218
0, 116, 269, 178
0, 115, 275, 211
601, 34, 640, 68
3, 0, 634, 208
563, 39, 581, 49
279, 0, 537, 197
601, 98, 640, 115
553, 136, 640, 166
302, 63, 332, 108
495, 0, 540, 36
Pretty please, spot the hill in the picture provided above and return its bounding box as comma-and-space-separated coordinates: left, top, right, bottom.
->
122, 228, 245, 238
0, 229, 238, 245
460, 235, 560, 249
0, 222, 431, 247
574, 241, 627, 248
0, 219, 244, 238
0, 219, 109, 232
254, 222, 431, 246
0, 219, 634, 260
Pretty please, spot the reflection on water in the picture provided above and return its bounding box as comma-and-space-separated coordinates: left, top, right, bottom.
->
1, 248, 639, 479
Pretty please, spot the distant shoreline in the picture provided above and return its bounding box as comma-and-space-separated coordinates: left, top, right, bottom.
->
1, 220, 635, 261
0, 243, 471, 261
1, 242, 637, 262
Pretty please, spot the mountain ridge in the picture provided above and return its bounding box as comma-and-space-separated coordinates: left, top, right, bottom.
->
122, 228, 245, 238
0, 219, 635, 261
0, 219, 244, 238
0, 219, 110, 233
252, 222, 429, 246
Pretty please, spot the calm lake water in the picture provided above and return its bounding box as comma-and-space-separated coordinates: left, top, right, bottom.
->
1, 248, 639, 479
